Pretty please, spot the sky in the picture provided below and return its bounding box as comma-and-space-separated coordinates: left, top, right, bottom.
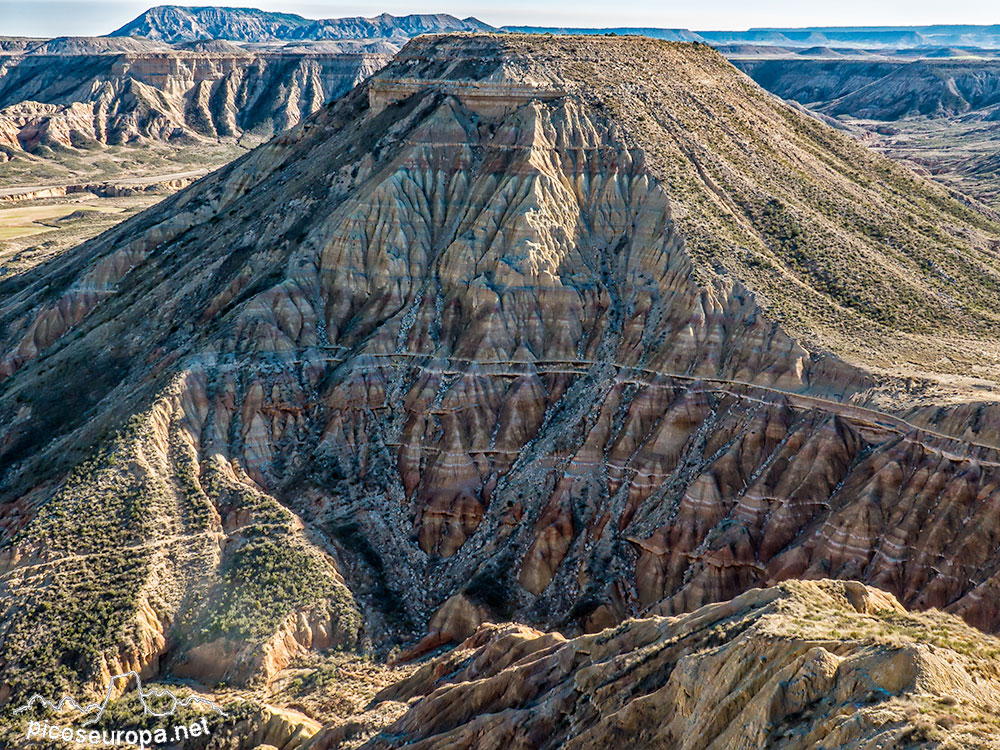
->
1, 0, 998, 38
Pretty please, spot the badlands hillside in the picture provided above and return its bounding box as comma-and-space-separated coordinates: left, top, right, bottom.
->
3, 8, 1000, 217
350, 581, 1000, 749
5, 31, 1000, 747
0, 38, 390, 158
0, 10, 492, 182
0, 12, 470, 276
735, 57, 1000, 119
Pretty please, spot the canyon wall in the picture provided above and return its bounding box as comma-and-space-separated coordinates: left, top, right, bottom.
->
0, 50, 391, 153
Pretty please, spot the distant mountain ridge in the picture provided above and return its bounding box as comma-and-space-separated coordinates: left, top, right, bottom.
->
728, 25, 1000, 48
109, 5, 495, 43
506, 23, 1000, 49
107, 7, 1000, 49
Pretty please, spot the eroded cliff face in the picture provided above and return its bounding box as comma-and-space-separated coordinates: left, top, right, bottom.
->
733, 58, 1000, 119
3, 34, 1000, 702
353, 580, 1000, 750
0, 50, 390, 153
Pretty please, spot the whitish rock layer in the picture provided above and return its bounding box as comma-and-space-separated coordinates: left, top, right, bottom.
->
0, 47, 390, 154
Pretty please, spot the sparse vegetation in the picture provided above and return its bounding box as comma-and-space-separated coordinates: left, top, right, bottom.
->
562, 36, 1000, 381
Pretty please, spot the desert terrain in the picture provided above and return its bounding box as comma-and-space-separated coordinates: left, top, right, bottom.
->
3, 8, 1000, 750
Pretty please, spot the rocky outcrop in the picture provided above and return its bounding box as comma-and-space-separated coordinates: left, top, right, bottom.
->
209, 705, 322, 750
4, 34, 1000, 705
174, 601, 362, 686
0, 48, 390, 153
359, 580, 1000, 749
0, 374, 363, 702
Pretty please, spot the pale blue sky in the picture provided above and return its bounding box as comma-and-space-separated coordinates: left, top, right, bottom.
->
1, 0, 997, 38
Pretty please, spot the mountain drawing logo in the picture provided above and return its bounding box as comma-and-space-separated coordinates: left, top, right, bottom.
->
13, 670, 227, 726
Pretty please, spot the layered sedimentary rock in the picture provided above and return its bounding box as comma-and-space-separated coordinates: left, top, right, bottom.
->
733, 59, 901, 108
0, 47, 390, 153
3, 33, 1000, 708
353, 581, 1000, 750
736, 58, 1000, 119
